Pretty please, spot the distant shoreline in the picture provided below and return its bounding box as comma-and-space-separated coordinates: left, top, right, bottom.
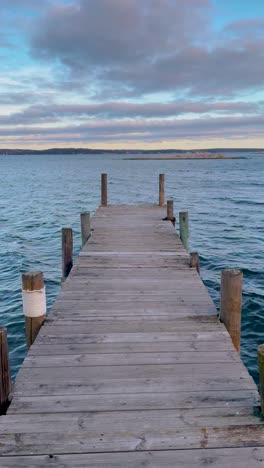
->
0, 148, 263, 156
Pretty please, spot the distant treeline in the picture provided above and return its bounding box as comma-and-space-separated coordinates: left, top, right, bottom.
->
0, 148, 263, 155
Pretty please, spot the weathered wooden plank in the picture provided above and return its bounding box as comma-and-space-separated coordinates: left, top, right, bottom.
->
51, 271, 194, 282
71, 266, 194, 275
60, 285, 210, 294
8, 389, 259, 414
72, 270, 194, 278
14, 362, 253, 384
33, 331, 231, 345
32, 333, 232, 347
57, 288, 214, 295
60, 276, 209, 286
82, 243, 186, 250
46, 313, 217, 321
12, 376, 258, 397
54, 293, 217, 303
1, 407, 262, 434
27, 340, 234, 356
50, 299, 216, 311
1, 421, 264, 455
49, 300, 217, 315
77, 252, 188, 258
48, 304, 217, 314
40, 321, 224, 334
75, 256, 190, 268
2, 448, 264, 468
61, 276, 206, 285
23, 350, 241, 368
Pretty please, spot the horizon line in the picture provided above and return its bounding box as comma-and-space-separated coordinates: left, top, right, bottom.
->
1, 147, 264, 154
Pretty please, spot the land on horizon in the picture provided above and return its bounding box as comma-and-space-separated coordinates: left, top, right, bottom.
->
0, 148, 263, 156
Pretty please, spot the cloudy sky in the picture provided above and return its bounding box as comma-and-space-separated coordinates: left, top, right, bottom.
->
1, 0, 264, 149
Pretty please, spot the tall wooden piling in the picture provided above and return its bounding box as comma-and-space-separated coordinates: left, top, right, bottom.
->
62, 228, 73, 281
101, 173, 108, 206
159, 174, 165, 206
220, 269, 243, 353
179, 211, 189, 250
81, 212, 91, 247
190, 252, 200, 275
22, 272, 46, 350
167, 199, 174, 222
0, 328, 11, 414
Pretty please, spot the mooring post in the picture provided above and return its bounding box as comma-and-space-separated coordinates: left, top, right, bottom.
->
101, 173, 108, 206
190, 252, 200, 275
258, 345, 264, 415
179, 211, 189, 250
0, 328, 11, 414
22, 272, 47, 350
220, 269, 243, 353
62, 227, 73, 281
167, 199, 174, 221
80, 212, 91, 247
159, 174, 165, 206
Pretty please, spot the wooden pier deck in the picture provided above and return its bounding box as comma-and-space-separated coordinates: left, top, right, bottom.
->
1, 204, 264, 467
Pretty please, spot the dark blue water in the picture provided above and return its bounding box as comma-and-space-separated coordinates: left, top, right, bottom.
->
0, 152, 263, 383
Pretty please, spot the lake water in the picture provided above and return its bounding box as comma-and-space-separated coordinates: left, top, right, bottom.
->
0, 152, 263, 383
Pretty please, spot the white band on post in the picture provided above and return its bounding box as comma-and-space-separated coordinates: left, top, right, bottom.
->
22, 287, 47, 318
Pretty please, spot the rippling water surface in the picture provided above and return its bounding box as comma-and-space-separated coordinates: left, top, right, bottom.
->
0, 152, 263, 383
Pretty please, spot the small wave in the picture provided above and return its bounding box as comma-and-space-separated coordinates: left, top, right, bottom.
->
233, 199, 264, 206
242, 267, 264, 277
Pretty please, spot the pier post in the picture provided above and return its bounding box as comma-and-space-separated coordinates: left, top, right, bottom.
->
258, 345, 264, 415
81, 212, 91, 247
22, 272, 46, 350
159, 174, 165, 206
220, 269, 243, 353
190, 252, 200, 275
62, 228, 73, 281
179, 211, 189, 250
101, 173, 108, 206
167, 199, 174, 222
0, 328, 11, 414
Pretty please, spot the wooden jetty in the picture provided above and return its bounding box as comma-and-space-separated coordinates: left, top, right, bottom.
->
1, 176, 264, 467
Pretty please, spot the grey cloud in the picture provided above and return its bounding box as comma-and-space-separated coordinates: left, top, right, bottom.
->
0, 92, 41, 105
30, 0, 264, 99
32, 0, 210, 66
104, 44, 264, 97
1, 115, 264, 142
0, 100, 261, 126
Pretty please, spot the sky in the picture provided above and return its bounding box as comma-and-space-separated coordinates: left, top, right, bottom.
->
1, 0, 264, 150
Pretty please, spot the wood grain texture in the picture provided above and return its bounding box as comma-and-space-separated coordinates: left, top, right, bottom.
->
22, 272, 44, 291
1, 204, 262, 465
0, 328, 11, 413
80, 212, 90, 247
220, 269, 243, 352
179, 211, 189, 251
190, 251, 200, 274
61, 228, 73, 281
159, 173, 165, 206
101, 173, 107, 206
